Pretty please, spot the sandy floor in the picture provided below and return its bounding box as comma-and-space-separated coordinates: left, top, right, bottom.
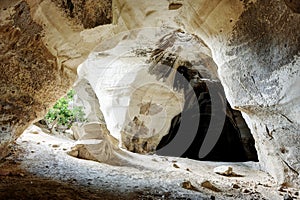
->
0, 125, 299, 200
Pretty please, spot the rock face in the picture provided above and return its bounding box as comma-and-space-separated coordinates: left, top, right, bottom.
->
75, 0, 300, 187
0, 0, 299, 188
0, 1, 72, 159
76, 27, 257, 162
51, 0, 112, 28
0, 0, 112, 160
73, 78, 104, 123
181, 0, 300, 186
68, 122, 129, 165
77, 28, 186, 153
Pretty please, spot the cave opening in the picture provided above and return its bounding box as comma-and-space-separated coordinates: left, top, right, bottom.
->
156, 65, 258, 162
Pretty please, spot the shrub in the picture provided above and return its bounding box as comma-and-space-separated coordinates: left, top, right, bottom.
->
45, 89, 86, 131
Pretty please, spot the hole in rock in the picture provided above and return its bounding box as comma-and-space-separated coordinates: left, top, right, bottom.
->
34, 89, 87, 139
156, 65, 258, 162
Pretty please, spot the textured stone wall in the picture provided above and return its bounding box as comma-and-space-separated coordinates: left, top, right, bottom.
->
0, 0, 299, 188
0, 1, 71, 159
221, 0, 300, 186
51, 0, 112, 28
182, 0, 300, 186
0, 0, 113, 159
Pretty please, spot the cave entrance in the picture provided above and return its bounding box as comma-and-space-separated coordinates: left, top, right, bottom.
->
35, 28, 258, 165
35, 88, 87, 139
156, 66, 258, 162
136, 29, 259, 162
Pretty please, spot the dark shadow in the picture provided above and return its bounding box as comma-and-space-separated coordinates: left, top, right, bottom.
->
156, 65, 258, 162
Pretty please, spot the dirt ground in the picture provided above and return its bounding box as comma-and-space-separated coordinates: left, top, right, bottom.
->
0, 126, 299, 200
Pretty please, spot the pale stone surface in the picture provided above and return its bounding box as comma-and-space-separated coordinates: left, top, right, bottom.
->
0, 1, 74, 159
77, 28, 225, 154
180, 0, 300, 186
77, 28, 186, 152
0, 0, 299, 188
68, 122, 130, 165
73, 78, 104, 124
8, 125, 291, 200
0, 0, 112, 160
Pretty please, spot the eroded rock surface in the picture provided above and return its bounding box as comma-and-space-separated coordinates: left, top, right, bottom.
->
51, 0, 112, 28
69, 122, 129, 165
0, 0, 299, 188
0, 1, 72, 159
187, 0, 300, 186
0, 0, 112, 160
77, 28, 186, 153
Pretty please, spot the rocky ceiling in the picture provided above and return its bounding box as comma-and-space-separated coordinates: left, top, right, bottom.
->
0, 0, 299, 188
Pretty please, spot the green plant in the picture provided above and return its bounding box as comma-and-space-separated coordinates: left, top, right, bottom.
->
45, 90, 86, 130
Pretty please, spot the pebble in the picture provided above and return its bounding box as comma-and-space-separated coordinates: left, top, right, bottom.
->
182, 181, 199, 192
213, 165, 240, 177
200, 180, 221, 192
67, 150, 79, 157
242, 188, 250, 193
173, 163, 180, 168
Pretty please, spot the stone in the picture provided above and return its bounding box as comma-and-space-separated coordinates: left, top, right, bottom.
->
213, 166, 241, 177
67, 149, 79, 158
68, 122, 130, 165
173, 163, 180, 168
181, 180, 199, 192
200, 180, 221, 192
242, 189, 250, 194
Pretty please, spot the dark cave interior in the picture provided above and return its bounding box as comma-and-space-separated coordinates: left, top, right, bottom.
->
156, 65, 258, 162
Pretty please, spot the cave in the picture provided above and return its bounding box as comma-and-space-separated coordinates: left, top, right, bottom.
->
0, 0, 300, 199
156, 65, 258, 162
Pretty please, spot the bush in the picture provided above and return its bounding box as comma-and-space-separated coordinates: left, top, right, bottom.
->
45, 89, 86, 131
